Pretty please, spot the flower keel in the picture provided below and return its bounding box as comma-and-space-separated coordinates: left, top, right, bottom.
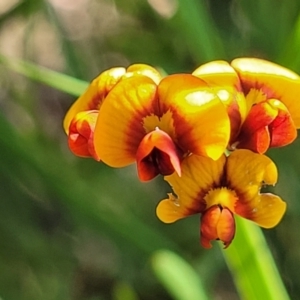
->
136, 129, 182, 181
200, 205, 235, 249
68, 110, 100, 160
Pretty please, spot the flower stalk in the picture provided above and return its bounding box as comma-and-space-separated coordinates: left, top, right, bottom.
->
222, 217, 290, 300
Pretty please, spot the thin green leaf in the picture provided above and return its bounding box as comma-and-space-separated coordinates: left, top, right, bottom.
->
152, 250, 209, 300
173, 0, 225, 62
222, 217, 290, 300
0, 54, 88, 96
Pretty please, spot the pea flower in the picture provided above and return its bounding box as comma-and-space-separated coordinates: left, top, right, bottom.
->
156, 149, 286, 248
93, 73, 231, 181
193, 58, 300, 154
63, 64, 162, 160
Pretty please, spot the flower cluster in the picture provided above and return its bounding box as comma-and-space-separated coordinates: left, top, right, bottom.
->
63, 58, 300, 249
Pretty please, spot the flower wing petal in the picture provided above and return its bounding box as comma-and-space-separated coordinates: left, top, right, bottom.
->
158, 74, 230, 160
231, 58, 300, 127
63, 67, 126, 134
94, 76, 158, 167
156, 154, 226, 223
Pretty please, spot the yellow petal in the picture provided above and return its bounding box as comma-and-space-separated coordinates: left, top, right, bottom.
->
158, 74, 230, 160
226, 149, 278, 208
156, 154, 226, 223
63, 67, 126, 134
94, 76, 158, 167
124, 64, 163, 85
193, 61, 248, 142
156, 196, 189, 223
236, 193, 286, 228
231, 58, 300, 127
193, 60, 241, 87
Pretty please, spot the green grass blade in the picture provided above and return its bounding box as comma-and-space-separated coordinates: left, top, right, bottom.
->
174, 0, 225, 62
222, 217, 290, 300
0, 54, 88, 96
152, 250, 209, 300
277, 13, 300, 71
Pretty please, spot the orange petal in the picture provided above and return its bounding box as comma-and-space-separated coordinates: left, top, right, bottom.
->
124, 64, 163, 85
192, 60, 242, 88
268, 99, 297, 147
94, 76, 158, 167
235, 193, 286, 228
156, 154, 226, 223
193, 61, 248, 142
156, 195, 190, 224
158, 74, 230, 160
68, 110, 100, 160
136, 129, 181, 181
235, 100, 297, 152
231, 58, 300, 127
200, 206, 235, 249
63, 67, 126, 134
235, 101, 277, 153
226, 149, 278, 210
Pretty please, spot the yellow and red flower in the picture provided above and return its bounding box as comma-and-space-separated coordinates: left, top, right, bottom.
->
93, 73, 231, 181
156, 149, 286, 248
193, 58, 300, 154
63, 64, 162, 160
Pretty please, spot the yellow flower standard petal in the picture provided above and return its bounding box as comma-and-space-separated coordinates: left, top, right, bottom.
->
158, 74, 231, 160
192, 61, 248, 143
93, 72, 232, 181
63, 67, 126, 134
124, 64, 162, 85
94, 75, 158, 167
63, 64, 163, 161
157, 149, 286, 248
231, 57, 300, 127
226, 149, 278, 201
227, 149, 286, 227
156, 154, 226, 223
236, 194, 286, 228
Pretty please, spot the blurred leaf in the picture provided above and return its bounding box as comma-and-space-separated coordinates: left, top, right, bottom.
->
112, 281, 139, 300
278, 13, 300, 71
173, 0, 225, 62
0, 54, 88, 96
222, 217, 290, 300
152, 250, 209, 300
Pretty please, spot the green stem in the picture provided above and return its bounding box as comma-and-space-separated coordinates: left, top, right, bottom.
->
222, 217, 290, 300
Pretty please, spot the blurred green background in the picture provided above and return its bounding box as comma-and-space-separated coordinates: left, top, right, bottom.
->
1, 0, 300, 299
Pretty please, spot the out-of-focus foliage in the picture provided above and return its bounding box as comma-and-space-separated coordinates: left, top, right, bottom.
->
0, 0, 300, 299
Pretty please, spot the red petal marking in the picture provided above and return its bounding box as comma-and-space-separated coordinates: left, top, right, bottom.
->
68, 110, 100, 161
200, 205, 235, 249
235, 102, 276, 153
231, 58, 300, 127
136, 129, 182, 181
200, 206, 219, 249
216, 208, 235, 249
235, 100, 297, 152
268, 100, 297, 147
